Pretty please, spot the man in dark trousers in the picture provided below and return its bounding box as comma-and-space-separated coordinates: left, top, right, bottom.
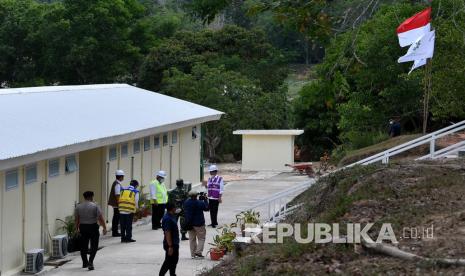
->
159, 203, 179, 276
108, 169, 124, 237
75, 191, 107, 271
168, 179, 189, 240
204, 165, 224, 228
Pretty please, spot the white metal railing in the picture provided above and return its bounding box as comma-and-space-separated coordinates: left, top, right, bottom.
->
246, 180, 314, 222
417, 140, 465, 160
346, 120, 465, 167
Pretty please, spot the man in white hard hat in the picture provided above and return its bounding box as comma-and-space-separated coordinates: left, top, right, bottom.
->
149, 170, 169, 230
204, 165, 224, 228
108, 170, 124, 237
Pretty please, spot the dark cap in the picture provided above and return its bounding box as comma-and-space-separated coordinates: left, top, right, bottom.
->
176, 179, 184, 187
130, 180, 139, 187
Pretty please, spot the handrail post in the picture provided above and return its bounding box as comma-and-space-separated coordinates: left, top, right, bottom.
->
382, 152, 389, 164
430, 134, 436, 158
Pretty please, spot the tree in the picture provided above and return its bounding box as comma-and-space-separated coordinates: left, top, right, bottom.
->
161, 64, 289, 159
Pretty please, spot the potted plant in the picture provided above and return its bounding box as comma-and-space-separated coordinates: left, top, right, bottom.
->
234, 210, 260, 237
56, 216, 79, 252
208, 225, 236, 260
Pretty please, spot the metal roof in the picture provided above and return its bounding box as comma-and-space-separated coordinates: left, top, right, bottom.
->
0, 84, 223, 169
233, 130, 304, 136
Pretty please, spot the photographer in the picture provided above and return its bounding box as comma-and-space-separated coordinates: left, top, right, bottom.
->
183, 190, 209, 259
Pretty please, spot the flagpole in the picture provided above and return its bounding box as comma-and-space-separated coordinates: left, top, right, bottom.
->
422, 58, 432, 134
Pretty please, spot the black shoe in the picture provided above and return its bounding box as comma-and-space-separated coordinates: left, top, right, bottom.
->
112, 233, 122, 237
121, 239, 127, 243
152, 227, 159, 230
127, 239, 136, 242
82, 263, 89, 268
181, 235, 189, 241
195, 253, 205, 258
88, 264, 94, 271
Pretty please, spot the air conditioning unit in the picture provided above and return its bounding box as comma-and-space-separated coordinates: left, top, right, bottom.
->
25, 249, 44, 274
52, 234, 68, 258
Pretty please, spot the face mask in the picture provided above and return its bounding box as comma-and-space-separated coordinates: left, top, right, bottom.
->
160, 179, 165, 183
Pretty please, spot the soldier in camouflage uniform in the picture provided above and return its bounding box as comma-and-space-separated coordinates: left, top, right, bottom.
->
169, 179, 189, 240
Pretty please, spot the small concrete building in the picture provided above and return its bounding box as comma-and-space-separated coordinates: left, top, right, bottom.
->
233, 130, 304, 171
0, 84, 222, 275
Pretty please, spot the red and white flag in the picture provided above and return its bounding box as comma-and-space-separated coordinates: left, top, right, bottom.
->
397, 7, 432, 47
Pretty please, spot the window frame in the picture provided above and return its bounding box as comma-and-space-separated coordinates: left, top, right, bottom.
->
154, 135, 160, 149
48, 159, 60, 177
121, 143, 129, 157
172, 130, 178, 144
25, 164, 38, 184
133, 139, 141, 154
143, 136, 151, 151
163, 133, 168, 146
192, 126, 198, 140
109, 146, 117, 161
65, 155, 78, 174
5, 169, 19, 191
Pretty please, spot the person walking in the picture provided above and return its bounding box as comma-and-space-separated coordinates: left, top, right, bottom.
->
159, 203, 180, 276
183, 190, 209, 259
75, 191, 107, 271
108, 170, 124, 237
204, 165, 224, 228
118, 180, 139, 243
168, 179, 189, 241
149, 171, 168, 230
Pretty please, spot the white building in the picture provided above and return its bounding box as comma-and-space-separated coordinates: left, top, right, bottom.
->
0, 84, 222, 275
233, 130, 304, 171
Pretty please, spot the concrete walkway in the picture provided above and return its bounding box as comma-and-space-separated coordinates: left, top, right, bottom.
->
43, 173, 309, 276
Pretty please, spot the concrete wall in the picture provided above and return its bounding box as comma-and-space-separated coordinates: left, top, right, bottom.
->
0, 169, 23, 275
79, 148, 104, 205
241, 135, 294, 171
179, 125, 201, 185
46, 155, 79, 238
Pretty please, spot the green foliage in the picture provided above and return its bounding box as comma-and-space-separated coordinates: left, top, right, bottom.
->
139, 25, 290, 158
209, 224, 236, 252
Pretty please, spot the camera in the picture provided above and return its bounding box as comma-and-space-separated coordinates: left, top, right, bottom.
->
198, 192, 207, 201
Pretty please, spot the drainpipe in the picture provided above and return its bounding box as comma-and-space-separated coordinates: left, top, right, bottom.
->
21, 166, 26, 256
131, 157, 134, 180
105, 162, 109, 222
169, 145, 173, 188
200, 125, 205, 182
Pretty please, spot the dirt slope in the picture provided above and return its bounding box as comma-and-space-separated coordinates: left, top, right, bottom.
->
204, 159, 465, 275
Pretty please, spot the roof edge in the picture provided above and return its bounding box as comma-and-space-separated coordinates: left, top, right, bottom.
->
0, 114, 221, 171
233, 129, 304, 136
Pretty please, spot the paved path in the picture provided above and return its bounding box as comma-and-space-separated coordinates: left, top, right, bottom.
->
44, 173, 309, 276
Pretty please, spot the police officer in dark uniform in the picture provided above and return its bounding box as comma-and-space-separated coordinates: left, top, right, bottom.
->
168, 179, 189, 240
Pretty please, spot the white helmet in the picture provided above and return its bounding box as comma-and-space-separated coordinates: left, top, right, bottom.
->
208, 165, 218, 172
115, 170, 125, 176
156, 170, 167, 178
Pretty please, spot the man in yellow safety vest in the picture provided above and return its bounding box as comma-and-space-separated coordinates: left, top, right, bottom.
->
149, 171, 169, 230
118, 180, 139, 243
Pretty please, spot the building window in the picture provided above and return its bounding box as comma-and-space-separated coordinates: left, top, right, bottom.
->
5, 169, 18, 191
172, 130, 178, 144
192, 126, 198, 140
163, 133, 168, 146
144, 136, 151, 151
65, 155, 78, 174
109, 146, 117, 161
26, 164, 37, 184
49, 159, 60, 177
154, 135, 160, 148
121, 143, 128, 157
133, 139, 141, 154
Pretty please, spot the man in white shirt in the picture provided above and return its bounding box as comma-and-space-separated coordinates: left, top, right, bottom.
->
204, 165, 224, 228
149, 171, 169, 230
108, 170, 124, 237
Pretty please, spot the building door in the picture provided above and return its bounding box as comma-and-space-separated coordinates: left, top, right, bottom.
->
79, 148, 104, 207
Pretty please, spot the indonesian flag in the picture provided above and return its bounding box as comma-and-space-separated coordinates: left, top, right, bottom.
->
398, 30, 435, 63
397, 7, 432, 47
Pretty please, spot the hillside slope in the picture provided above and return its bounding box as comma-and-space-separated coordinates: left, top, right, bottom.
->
205, 159, 465, 275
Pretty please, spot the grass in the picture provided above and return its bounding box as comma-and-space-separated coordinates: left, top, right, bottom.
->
338, 134, 422, 166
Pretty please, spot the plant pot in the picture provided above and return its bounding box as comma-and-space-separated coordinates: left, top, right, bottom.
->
209, 248, 224, 261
